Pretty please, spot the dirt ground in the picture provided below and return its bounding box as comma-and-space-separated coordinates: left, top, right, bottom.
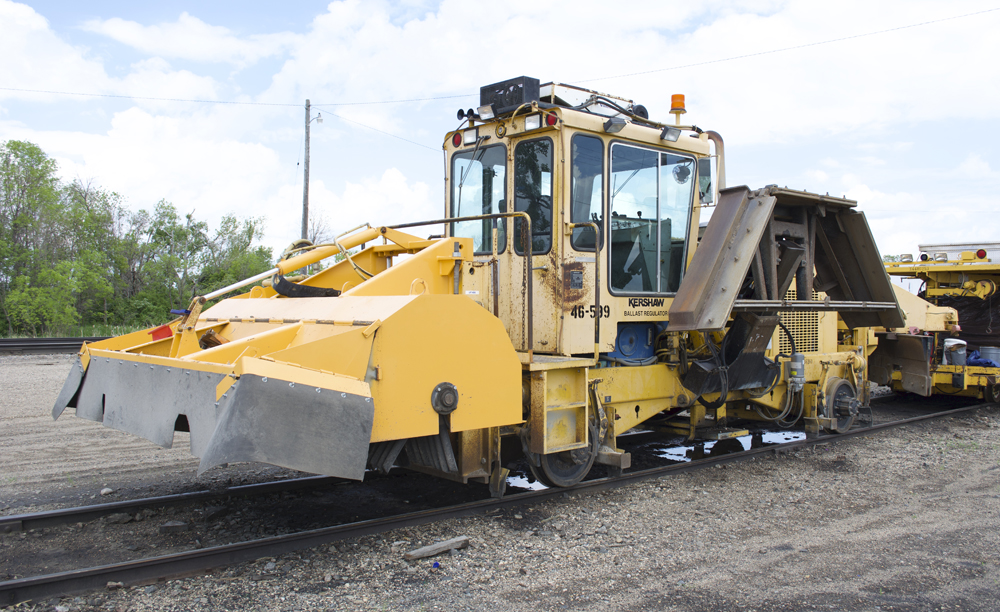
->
3, 354, 1000, 611
0, 354, 300, 513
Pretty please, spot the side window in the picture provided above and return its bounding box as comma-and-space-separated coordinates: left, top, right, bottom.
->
609, 143, 695, 294
451, 144, 506, 254
659, 152, 695, 292
571, 135, 603, 251
698, 157, 714, 205
513, 138, 553, 256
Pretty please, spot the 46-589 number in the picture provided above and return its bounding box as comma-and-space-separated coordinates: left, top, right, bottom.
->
570, 304, 610, 319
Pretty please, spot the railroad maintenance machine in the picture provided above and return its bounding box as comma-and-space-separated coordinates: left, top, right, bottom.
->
54, 77, 913, 497
875, 247, 1000, 402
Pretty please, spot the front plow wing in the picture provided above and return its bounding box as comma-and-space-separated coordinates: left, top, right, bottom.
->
198, 373, 373, 480
56, 356, 227, 454
53, 353, 375, 481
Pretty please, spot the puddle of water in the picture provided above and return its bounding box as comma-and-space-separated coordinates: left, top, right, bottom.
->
502, 429, 807, 487
761, 431, 806, 444
650, 430, 806, 463
506, 473, 548, 491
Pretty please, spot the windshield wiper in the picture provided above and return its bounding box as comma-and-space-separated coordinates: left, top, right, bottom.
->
455, 135, 490, 216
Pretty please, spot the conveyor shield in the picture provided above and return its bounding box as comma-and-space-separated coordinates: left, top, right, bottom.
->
812, 205, 905, 329
669, 186, 776, 331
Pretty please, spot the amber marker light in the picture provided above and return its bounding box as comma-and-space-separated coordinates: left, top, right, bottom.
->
670, 94, 686, 126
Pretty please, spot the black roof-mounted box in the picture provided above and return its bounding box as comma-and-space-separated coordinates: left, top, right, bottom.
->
480, 77, 540, 116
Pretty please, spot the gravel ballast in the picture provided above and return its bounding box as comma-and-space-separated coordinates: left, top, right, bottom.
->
3, 354, 1000, 611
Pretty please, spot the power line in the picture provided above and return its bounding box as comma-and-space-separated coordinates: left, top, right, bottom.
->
0, 86, 472, 108
2, 8, 994, 107
0, 90, 445, 152
0, 87, 300, 106
313, 106, 440, 152
318, 94, 473, 106
579, 7, 1000, 84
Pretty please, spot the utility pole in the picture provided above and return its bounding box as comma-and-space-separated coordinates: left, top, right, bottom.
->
301, 99, 311, 240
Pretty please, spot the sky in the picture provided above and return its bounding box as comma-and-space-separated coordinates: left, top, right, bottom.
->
1, 0, 999, 262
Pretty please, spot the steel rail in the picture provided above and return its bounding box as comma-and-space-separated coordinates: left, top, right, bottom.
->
0, 428, 665, 535
0, 475, 345, 534
0, 402, 987, 606
0, 338, 108, 355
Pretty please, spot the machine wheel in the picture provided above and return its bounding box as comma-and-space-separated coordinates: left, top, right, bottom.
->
529, 421, 599, 488
823, 377, 858, 434
986, 383, 1000, 404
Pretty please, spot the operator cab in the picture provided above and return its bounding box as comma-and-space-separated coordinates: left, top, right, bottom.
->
444, 77, 719, 357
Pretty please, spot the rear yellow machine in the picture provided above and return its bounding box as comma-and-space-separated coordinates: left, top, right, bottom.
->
53, 77, 905, 495
872, 248, 1000, 401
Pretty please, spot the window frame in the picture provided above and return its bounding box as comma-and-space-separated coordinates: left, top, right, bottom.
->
449, 143, 508, 256
512, 136, 555, 257
570, 133, 605, 252
606, 139, 697, 297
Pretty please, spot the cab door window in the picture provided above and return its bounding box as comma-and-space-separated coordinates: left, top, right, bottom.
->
513, 138, 553, 256
451, 144, 506, 254
571, 134, 603, 251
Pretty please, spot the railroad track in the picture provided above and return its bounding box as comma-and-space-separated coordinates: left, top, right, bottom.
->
0, 402, 987, 606
0, 475, 344, 534
0, 337, 107, 355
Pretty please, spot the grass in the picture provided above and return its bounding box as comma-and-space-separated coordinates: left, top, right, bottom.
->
1, 323, 149, 339
941, 439, 981, 452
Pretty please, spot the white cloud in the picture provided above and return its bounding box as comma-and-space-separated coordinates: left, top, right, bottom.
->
249, 0, 1000, 149
955, 153, 995, 179
81, 12, 296, 66
3, 0, 999, 266
314, 168, 436, 230
2, 107, 288, 239
117, 58, 220, 108
857, 141, 913, 153
261, 168, 437, 255
0, 1, 111, 100
844, 183, 1000, 257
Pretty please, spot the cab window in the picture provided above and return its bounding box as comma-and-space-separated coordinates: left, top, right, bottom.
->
451, 144, 506, 254
513, 138, 553, 256
609, 143, 695, 293
571, 134, 603, 251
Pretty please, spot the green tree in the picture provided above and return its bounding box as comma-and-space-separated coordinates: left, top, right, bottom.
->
0, 140, 276, 335
0, 141, 62, 334
6, 263, 80, 335
198, 214, 272, 295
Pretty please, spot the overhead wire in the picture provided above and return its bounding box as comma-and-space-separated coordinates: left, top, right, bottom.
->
0, 90, 459, 152
2, 7, 995, 153
2, 8, 993, 111
577, 7, 1000, 84
310, 106, 440, 152
0, 87, 472, 108
0, 87, 300, 106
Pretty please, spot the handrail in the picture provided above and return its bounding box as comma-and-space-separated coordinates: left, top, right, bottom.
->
566, 222, 603, 361
387, 212, 534, 360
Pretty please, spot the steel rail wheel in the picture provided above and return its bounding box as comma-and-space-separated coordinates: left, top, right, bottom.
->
530, 421, 599, 488
985, 383, 1000, 404
823, 377, 859, 434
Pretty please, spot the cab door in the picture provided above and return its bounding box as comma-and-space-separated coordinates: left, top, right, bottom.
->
505, 136, 560, 354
